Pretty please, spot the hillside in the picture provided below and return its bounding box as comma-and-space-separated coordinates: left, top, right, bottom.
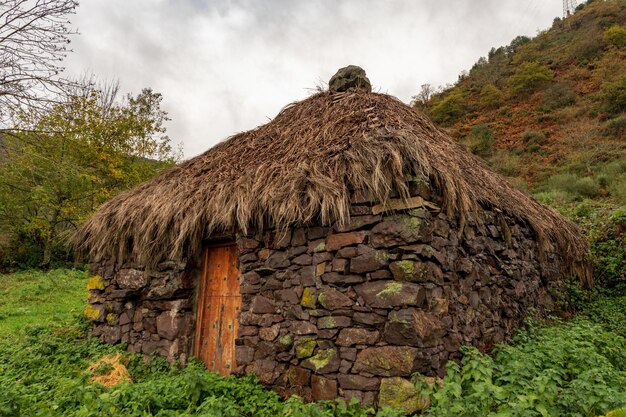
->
418, 0, 626, 205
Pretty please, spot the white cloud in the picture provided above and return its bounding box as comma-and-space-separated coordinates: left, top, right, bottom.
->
64, 0, 561, 157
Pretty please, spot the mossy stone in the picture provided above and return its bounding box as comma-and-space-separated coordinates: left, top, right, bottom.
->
302, 348, 339, 373
301, 287, 317, 309
279, 334, 293, 347
87, 275, 108, 291
378, 377, 426, 415
295, 337, 317, 358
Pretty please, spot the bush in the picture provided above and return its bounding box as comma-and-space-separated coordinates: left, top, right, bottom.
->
547, 173, 601, 199
604, 25, 626, 48
600, 75, 626, 116
509, 62, 553, 96
572, 35, 605, 63
429, 90, 467, 126
423, 318, 626, 417
488, 151, 521, 177
602, 114, 626, 136
479, 84, 503, 109
540, 83, 576, 111
520, 130, 547, 146
463, 124, 494, 158
590, 206, 626, 290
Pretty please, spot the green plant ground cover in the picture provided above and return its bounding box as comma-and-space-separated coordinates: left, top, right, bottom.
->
0, 269, 88, 335
0, 269, 625, 417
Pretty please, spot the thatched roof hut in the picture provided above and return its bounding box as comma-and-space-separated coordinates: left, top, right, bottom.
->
75, 89, 588, 280
79, 67, 590, 408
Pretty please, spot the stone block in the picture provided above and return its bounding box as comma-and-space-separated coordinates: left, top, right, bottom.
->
301, 349, 340, 374
390, 260, 443, 283
352, 346, 419, 376
317, 316, 351, 329
336, 328, 379, 346
355, 281, 426, 308
251, 295, 278, 314
116, 269, 148, 289
370, 215, 431, 248
311, 375, 338, 401
259, 324, 281, 341
318, 288, 352, 310
337, 374, 380, 391
325, 232, 366, 252
378, 377, 427, 415
349, 248, 389, 274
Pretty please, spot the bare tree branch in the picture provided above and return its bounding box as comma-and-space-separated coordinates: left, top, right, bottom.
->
0, 0, 78, 123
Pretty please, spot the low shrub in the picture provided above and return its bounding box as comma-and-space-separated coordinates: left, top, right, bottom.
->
509, 62, 553, 96
589, 206, 626, 290
602, 114, 626, 136
422, 316, 626, 417
540, 83, 577, 111
479, 83, 504, 109
604, 25, 626, 48
547, 173, 601, 199
599, 75, 626, 116
463, 124, 494, 157
488, 151, 522, 177
0, 317, 398, 417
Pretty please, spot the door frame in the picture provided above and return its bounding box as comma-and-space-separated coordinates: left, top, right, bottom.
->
192, 241, 241, 374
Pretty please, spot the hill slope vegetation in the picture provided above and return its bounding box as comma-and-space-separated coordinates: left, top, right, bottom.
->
418, 0, 626, 205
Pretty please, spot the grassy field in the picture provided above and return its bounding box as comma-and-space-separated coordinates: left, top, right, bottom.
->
0, 269, 88, 336
0, 268, 625, 417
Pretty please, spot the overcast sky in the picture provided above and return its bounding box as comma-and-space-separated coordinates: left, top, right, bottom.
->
64, 0, 563, 158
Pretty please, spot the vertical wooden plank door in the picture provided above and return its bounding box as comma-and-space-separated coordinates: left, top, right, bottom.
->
194, 243, 241, 375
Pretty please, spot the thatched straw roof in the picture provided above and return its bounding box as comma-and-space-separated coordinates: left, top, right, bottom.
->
74, 90, 590, 283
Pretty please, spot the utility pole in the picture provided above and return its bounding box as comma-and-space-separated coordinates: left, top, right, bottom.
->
563, 0, 578, 17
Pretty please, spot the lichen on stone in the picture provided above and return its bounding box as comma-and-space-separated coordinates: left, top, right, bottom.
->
403, 216, 422, 230
301, 287, 317, 309
84, 304, 102, 321
378, 377, 426, 414
306, 348, 336, 371
317, 316, 336, 329
295, 337, 317, 358
314, 242, 326, 252
279, 334, 293, 347
106, 313, 117, 326
87, 275, 108, 291
395, 260, 414, 276
376, 282, 403, 297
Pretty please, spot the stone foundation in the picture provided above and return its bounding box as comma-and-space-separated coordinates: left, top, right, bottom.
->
87, 187, 564, 409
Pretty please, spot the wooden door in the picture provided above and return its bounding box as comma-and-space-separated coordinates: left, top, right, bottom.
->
194, 243, 241, 375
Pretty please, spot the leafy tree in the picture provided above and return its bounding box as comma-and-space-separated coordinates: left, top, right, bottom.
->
509, 62, 553, 96
428, 90, 467, 126
0, 84, 179, 268
0, 0, 78, 121
411, 84, 436, 108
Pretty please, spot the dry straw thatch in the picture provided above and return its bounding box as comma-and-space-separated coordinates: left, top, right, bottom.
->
74, 91, 590, 283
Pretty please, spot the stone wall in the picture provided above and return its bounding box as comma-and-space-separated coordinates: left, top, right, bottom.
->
87, 259, 197, 362
86, 186, 564, 411
232, 192, 561, 409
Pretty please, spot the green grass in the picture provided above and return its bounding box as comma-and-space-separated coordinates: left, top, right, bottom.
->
0, 269, 88, 336
0, 268, 624, 416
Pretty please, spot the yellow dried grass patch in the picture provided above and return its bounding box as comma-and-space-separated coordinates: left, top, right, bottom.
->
88, 353, 132, 388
